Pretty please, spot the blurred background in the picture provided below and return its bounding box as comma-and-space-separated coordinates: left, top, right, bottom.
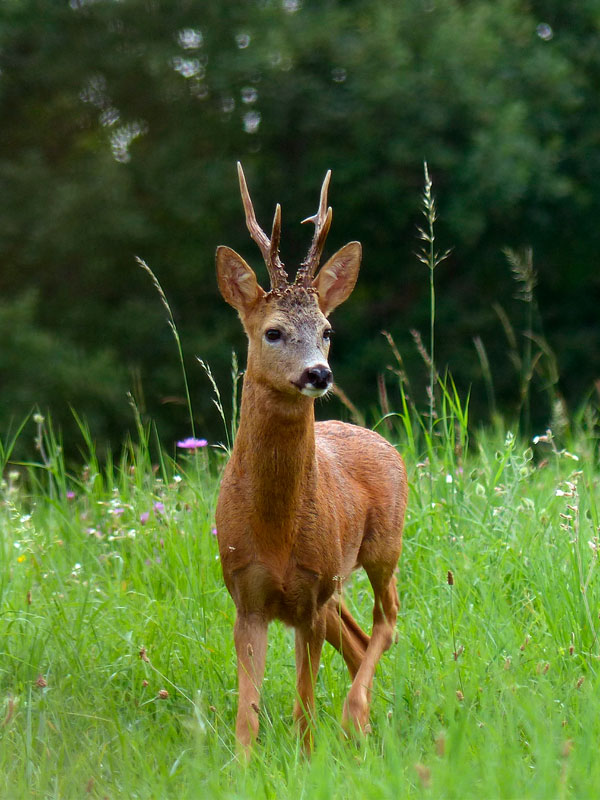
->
1, 0, 599, 455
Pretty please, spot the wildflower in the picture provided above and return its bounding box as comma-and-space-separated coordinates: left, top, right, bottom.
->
33, 413, 45, 425
154, 502, 165, 515
211, 527, 218, 537
35, 675, 48, 688
158, 689, 169, 699
140, 511, 150, 524
532, 433, 550, 444
562, 451, 580, 461
142, 679, 149, 688
177, 437, 208, 450
66, 491, 76, 501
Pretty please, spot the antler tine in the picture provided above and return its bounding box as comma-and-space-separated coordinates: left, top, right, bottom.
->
270, 203, 282, 272
297, 169, 333, 285
237, 162, 288, 290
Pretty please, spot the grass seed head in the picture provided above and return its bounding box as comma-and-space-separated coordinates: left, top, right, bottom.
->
435, 732, 446, 757
414, 763, 432, 789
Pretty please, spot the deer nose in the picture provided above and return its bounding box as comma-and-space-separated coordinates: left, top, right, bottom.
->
301, 365, 333, 391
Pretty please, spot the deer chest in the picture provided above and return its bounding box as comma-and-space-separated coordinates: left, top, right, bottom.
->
225, 557, 338, 627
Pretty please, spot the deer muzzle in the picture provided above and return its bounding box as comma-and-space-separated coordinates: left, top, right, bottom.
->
297, 365, 333, 397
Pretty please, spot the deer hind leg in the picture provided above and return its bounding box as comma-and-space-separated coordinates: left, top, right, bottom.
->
342, 569, 399, 735
234, 612, 268, 759
294, 611, 327, 754
324, 596, 370, 680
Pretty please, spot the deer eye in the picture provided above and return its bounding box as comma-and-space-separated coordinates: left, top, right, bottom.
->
323, 328, 333, 341
265, 328, 282, 342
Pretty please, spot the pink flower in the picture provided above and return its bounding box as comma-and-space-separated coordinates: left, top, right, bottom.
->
176, 437, 208, 450
154, 502, 165, 515
140, 511, 150, 524
211, 527, 218, 537
66, 491, 75, 501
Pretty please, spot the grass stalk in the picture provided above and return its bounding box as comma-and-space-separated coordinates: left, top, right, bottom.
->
417, 163, 450, 503
136, 256, 196, 439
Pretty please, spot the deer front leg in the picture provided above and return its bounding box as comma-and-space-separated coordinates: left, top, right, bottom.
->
234, 612, 268, 759
342, 571, 399, 735
294, 611, 326, 754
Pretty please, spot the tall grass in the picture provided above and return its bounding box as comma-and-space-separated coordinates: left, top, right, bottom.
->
2, 397, 600, 798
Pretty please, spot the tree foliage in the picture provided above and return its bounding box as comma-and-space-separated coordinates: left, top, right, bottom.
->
1, 0, 599, 451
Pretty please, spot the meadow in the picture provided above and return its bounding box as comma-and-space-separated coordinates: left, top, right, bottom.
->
1, 391, 600, 799
2, 172, 600, 798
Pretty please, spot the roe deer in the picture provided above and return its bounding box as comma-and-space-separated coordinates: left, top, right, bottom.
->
215, 163, 407, 757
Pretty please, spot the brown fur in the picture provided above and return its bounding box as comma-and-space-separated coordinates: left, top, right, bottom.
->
215, 174, 408, 758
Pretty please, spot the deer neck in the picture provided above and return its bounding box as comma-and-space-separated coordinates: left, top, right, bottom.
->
232, 373, 316, 530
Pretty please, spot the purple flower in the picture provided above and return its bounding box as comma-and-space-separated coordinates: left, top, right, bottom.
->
211, 527, 218, 537
66, 491, 75, 501
154, 502, 165, 515
176, 437, 208, 450
140, 511, 150, 525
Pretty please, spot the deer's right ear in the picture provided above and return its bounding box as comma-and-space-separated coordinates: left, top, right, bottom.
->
216, 246, 265, 312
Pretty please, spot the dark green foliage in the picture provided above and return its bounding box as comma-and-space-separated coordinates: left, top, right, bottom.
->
1, 0, 599, 451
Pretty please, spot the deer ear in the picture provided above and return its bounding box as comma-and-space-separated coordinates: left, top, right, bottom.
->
216, 246, 265, 312
312, 242, 362, 315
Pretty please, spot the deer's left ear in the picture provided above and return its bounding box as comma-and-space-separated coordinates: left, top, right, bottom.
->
312, 242, 362, 315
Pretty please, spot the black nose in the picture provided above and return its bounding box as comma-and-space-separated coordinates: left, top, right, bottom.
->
302, 366, 332, 391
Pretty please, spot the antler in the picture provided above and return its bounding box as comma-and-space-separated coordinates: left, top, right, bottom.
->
237, 162, 288, 290
295, 170, 333, 287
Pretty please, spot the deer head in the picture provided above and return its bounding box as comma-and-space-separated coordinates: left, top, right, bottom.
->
216, 163, 362, 398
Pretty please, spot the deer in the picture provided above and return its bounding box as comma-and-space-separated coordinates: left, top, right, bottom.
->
215, 163, 408, 758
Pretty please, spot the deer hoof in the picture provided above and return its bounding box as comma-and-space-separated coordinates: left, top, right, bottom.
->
342, 690, 370, 736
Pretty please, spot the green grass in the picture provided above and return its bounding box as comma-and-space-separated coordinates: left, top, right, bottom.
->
1, 408, 600, 799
